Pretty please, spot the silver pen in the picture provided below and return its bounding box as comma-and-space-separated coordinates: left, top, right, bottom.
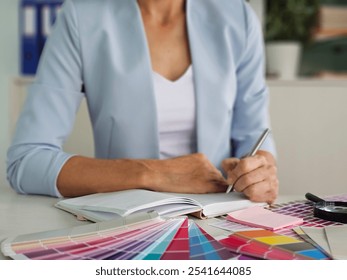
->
226, 128, 271, 193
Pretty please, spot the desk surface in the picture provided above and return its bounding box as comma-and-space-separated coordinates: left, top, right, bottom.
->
0, 185, 303, 260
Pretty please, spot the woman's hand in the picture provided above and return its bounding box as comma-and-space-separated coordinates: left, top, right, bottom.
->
147, 153, 228, 194
57, 153, 227, 197
221, 150, 279, 204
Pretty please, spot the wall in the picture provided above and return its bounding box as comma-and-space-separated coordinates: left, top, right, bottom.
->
269, 80, 347, 196
248, 0, 265, 30
0, 0, 19, 188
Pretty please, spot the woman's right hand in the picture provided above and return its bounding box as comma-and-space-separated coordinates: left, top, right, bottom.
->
144, 153, 228, 194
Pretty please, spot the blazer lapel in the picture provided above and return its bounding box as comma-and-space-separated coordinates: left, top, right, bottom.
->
107, 0, 160, 158
187, 0, 236, 160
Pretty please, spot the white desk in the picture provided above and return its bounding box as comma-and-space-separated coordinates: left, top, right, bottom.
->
0, 185, 303, 260
0, 186, 86, 259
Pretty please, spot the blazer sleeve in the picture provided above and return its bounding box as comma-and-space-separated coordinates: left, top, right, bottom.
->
231, 2, 276, 158
7, 0, 84, 197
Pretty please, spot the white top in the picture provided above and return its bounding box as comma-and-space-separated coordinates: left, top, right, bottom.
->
153, 66, 197, 159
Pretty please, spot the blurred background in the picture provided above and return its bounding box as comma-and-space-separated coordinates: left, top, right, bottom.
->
0, 0, 18, 189
0, 0, 347, 196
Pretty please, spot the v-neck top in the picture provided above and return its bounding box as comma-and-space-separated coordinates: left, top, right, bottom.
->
7, 0, 276, 197
153, 66, 197, 159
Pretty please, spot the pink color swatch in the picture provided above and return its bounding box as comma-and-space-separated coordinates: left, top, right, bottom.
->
227, 206, 303, 230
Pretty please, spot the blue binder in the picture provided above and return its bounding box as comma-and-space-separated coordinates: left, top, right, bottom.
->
20, 0, 63, 75
20, 0, 41, 75
40, 0, 63, 51
50, 0, 63, 23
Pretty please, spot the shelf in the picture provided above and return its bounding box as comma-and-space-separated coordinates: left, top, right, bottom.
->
267, 78, 347, 88
12, 76, 35, 86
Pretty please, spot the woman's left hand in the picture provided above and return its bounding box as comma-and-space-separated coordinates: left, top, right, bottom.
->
221, 150, 279, 204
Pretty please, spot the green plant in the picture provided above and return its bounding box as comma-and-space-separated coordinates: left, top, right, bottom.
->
265, 0, 319, 44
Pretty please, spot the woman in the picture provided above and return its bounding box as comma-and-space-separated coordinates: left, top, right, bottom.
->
7, 0, 278, 203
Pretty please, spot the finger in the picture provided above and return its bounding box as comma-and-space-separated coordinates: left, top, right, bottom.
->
221, 158, 240, 173
242, 179, 279, 204
233, 163, 277, 192
200, 164, 228, 193
232, 168, 266, 193
234, 155, 267, 176
256, 150, 276, 165
209, 180, 229, 193
198, 174, 228, 193
221, 158, 239, 187
226, 155, 266, 186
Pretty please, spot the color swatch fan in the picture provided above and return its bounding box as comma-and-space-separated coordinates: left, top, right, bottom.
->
2, 212, 183, 260
1, 212, 240, 260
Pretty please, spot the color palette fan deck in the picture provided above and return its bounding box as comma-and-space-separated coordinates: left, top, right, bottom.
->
1, 212, 243, 260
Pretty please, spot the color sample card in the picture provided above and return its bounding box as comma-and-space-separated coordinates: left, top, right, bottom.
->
2, 216, 185, 260
324, 225, 347, 260
219, 229, 329, 260
188, 222, 238, 260
227, 206, 303, 230
212, 194, 347, 238
8, 219, 181, 260
296, 225, 347, 260
2, 215, 238, 260
295, 227, 332, 257
160, 218, 190, 260
133, 221, 183, 260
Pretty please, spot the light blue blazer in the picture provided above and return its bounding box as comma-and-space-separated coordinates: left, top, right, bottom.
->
7, 0, 276, 197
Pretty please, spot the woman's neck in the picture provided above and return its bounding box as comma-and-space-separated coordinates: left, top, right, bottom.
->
137, 0, 186, 24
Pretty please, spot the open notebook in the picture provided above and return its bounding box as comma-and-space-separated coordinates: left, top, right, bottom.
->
55, 189, 264, 222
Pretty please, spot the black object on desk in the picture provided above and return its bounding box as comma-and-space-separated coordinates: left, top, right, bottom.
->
305, 192, 347, 224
